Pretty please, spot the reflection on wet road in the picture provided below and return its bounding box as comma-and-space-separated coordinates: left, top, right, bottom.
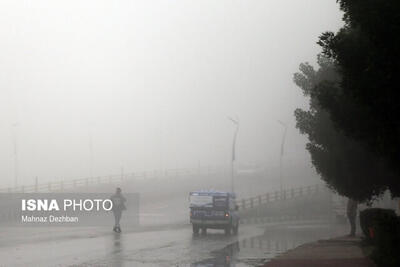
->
111, 232, 124, 267
0, 222, 347, 266
191, 223, 347, 266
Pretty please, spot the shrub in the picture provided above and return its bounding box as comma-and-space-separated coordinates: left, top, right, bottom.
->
359, 208, 396, 241
360, 208, 400, 266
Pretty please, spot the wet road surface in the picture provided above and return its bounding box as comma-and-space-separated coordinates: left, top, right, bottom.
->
0, 221, 347, 266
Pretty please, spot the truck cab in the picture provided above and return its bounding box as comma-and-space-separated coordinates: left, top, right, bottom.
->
189, 191, 239, 235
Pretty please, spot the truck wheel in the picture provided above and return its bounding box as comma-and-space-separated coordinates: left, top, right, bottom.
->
224, 225, 231, 235
192, 224, 200, 234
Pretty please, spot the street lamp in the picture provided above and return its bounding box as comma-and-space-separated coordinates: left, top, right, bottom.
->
12, 123, 19, 188
277, 120, 287, 193
88, 127, 94, 179
228, 117, 239, 193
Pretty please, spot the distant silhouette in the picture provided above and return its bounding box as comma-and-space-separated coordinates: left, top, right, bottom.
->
346, 198, 358, 237
110, 187, 126, 233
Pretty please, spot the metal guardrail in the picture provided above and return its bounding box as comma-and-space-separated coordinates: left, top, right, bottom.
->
237, 184, 328, 210
0, 166, 225, 193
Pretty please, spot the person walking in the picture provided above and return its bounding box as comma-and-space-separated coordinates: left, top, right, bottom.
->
346, 198, 358, 237
110, 187, 126, 233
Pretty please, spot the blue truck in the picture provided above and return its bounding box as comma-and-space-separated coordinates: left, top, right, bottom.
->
189, 191, 239, 235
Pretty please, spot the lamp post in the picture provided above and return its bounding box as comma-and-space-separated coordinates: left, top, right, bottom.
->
228, 117, 239, 193
88, 125, 94, 179
277, 120, 287, 193
12, 123, 19, 188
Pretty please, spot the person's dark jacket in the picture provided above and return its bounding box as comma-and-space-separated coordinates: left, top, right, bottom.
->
110, 193, 126, 211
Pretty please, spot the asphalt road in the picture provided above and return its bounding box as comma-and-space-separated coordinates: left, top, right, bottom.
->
0, 221, 347, 266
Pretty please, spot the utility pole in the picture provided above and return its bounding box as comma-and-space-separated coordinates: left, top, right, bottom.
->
88, 127, 94, 179
278, 120, 287, 193
12, 123, 19, 188
228, 117, 239, 193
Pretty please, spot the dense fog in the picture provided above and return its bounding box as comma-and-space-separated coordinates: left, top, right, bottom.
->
0, 1, 343, 187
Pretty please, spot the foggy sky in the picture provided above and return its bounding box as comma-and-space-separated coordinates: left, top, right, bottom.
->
0, 1, 343, 187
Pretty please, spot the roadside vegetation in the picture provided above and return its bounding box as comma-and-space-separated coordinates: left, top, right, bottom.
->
294, 1, 400, 265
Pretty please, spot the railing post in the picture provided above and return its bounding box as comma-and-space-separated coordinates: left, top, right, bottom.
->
242, 199, 246, 210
